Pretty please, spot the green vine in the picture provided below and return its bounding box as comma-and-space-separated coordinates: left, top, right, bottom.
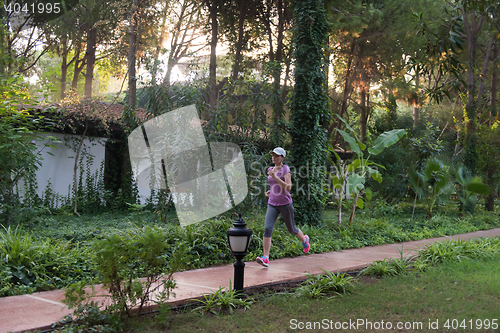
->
290, 0, 330, 225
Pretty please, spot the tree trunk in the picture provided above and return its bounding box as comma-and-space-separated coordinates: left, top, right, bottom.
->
491, 43, 498, 126
84, 27, 97, 99
360, 84, 367, 143
128, 0, 139, 109
231, 0, 246, 83
162, 0, 190, 87
152, 4, 169, 85
71, 43, 84, 91
290, 0, 328, 225
275, 0, 284, 63
72, 57, 83, 91
272, 0, 285, 126
413, 70, 419, 128
60, 41, 68, 100
366, 90, 371, 128
264, 4, 274, 62
462, 8, 477, 174
485, 189, 496, 211
163, 60, 175, 88
477, 35, 495, 104
208, 0, 219, 114
328, 37, 356, 141
349, 192, 360, 225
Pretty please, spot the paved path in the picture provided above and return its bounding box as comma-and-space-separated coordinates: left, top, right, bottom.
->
1, 228, 500, 333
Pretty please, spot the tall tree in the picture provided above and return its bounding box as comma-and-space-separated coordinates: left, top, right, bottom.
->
206, 0, 219, 113
219, 0, 260, 82
161, 0, 204, 87
1, 6, 52, 74
461, 1, 497, 174
230, 0, 248, 83
128, 0, 140, 108
68, 0, 127, 99
71, 40, 86, 92
45, 11, 84, 100
326, 0, 433, 143
415, 0, 499, 174
258, 0, 292, 144
290, 0, 329, 225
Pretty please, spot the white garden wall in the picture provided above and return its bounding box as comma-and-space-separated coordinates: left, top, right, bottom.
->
30, 132, 150, 206
32, 132, 107, 203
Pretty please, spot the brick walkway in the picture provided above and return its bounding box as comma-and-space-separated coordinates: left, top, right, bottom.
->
1, 228, 500, 333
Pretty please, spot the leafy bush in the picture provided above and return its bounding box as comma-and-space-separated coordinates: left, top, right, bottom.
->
409, 122, 445, 170
389, 246, 415, 275
294, 269, 355, 299
331, 115, 406, 225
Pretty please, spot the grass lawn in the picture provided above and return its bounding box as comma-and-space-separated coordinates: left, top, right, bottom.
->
122, 254, 500, 332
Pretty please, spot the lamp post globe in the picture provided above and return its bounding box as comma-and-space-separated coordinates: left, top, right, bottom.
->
226, 213, 253, 296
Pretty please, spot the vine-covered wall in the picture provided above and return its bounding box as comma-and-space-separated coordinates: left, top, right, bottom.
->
20, 132, 141, 213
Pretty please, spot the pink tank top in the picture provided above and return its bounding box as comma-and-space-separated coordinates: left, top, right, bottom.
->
268, 164, 292, 206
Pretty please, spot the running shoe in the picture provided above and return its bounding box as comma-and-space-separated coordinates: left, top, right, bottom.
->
302, 235, 310, 253
256, 255, 269, 267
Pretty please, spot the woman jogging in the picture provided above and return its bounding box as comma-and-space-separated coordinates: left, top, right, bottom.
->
256, 147, 310, 268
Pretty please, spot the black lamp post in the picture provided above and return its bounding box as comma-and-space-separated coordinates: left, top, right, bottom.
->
226, 213, 253, 296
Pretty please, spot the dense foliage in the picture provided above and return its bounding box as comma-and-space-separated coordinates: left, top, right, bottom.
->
0, 75, 58, 223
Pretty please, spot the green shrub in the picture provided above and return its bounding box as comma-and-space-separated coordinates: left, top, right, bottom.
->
294, 269, 355, 299
65, 225, 183, 317
3, 207, 500, 298
52, 302, 118, 333
416, 237, 500, 266
191, 281, 254, 315
360, 258, 398, 277
360, 246, 414, 277
0, 225, 93, 296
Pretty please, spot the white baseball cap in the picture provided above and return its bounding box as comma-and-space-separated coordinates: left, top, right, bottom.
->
270, 147, 286, 157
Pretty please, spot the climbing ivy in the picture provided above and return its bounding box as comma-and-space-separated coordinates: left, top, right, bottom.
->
289, 0, 330, 225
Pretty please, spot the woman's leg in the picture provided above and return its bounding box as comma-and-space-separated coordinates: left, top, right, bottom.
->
263, 205, 280, 256
263, 237, 271, 257
295, 229, 306, 242
276, 204, 306, 242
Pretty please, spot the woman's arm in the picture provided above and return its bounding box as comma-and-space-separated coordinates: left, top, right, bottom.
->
283, 172, 292, 192
269, 168, 292, 192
